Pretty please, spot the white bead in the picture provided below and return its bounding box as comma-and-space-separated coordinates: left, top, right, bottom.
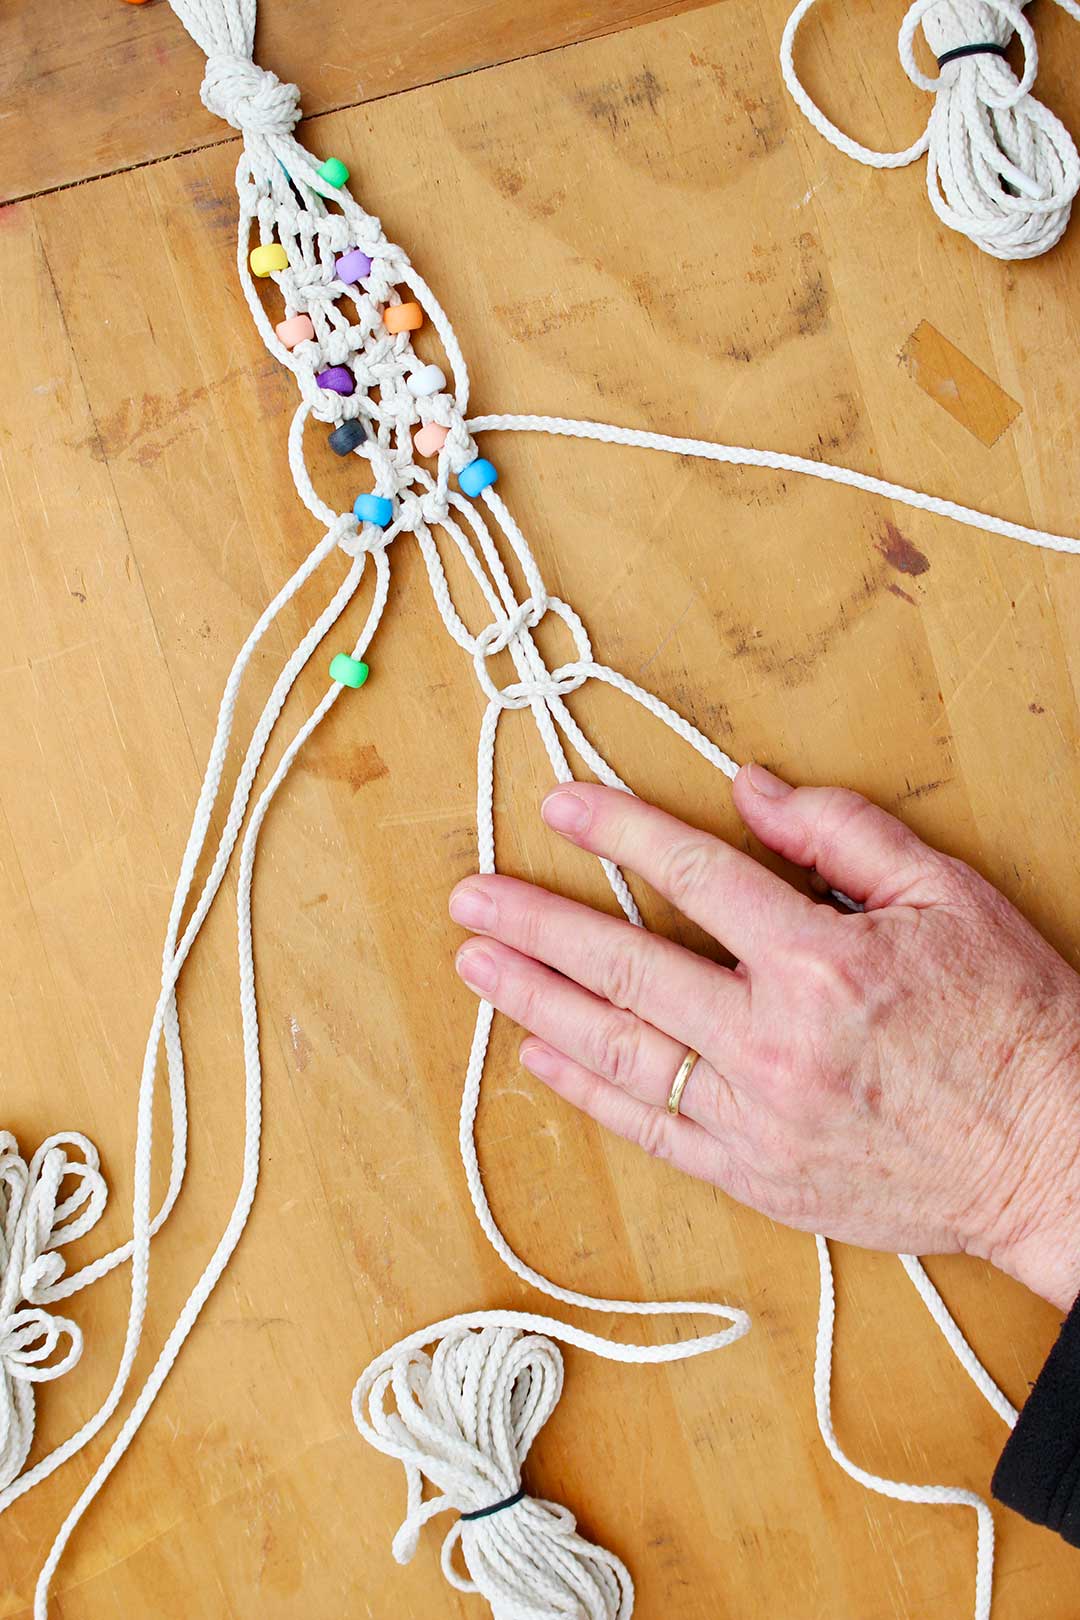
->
406, 364, 446, 397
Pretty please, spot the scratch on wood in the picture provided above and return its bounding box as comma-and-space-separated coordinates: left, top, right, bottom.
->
288, 1016, 311, 1072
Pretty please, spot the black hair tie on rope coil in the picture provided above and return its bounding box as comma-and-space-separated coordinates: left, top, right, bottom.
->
936, 41, 1011, 67
459, 1485, 527, 1523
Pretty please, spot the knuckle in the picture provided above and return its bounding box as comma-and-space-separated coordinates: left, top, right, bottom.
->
598, 939, 647, 1012
814, 789, 876, 868
658, 837, 717, 912
635, 1108, 673, 1162
513, 897, 547, 959
594, 1008, 644, 1089
781, 932, 863, 1012
515, 969, 550, 1032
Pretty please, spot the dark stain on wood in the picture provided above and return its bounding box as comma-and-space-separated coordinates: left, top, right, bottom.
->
493, 167, 525, 199
877, 522, 930, 576
187, 174, 235, 235
306, 742, 390, 793
718, 235, 829, 364
87, 365, 249, 466
724, 572, 879, 689
578, 67, 664, 134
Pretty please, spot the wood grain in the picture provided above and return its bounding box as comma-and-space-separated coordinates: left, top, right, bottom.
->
0, 0, 712, 204
3, 3, 1080, 1617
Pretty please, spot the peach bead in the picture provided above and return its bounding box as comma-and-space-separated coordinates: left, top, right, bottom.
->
414, 422, 449, 457
275, 314, 315, 350
384, 301, 423, 334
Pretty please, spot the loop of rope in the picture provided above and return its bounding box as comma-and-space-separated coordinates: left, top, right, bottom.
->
781, 0, 1080, 258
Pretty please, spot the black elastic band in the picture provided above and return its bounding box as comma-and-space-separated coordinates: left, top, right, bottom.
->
936, 41, 1010, 68
460, 1485, 526, 1522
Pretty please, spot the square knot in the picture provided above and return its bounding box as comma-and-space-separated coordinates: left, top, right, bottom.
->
395, 489, 451, 531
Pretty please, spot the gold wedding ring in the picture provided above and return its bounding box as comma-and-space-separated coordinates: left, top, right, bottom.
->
666, 1048, 700, 1115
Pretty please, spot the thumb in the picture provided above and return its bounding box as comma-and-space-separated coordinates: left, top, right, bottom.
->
731, 763, 952, 910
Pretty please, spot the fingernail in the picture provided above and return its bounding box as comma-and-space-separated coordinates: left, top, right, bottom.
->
456, 945, 497, 993
541, 789, 591, 836
449, 885, 495, 930
747, 762, 793, 799
521, 1041, 558, 1080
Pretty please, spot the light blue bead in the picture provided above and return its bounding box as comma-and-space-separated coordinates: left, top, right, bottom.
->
354, 492, 394, 527
458, 458, 498, 498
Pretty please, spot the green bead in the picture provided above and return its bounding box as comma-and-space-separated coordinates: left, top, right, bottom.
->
317, 157, 350, 188
329, 653, 369, 688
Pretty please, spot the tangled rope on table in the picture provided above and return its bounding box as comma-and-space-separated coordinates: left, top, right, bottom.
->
6, 0, 1078, 1615
781, 0, 1080, 258
0, 1134, 107, 1491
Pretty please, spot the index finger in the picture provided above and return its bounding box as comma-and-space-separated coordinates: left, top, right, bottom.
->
541, 782, 814, 965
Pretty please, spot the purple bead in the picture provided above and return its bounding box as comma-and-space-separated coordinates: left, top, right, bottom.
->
316, 366, 355, 396
335, 248, 373, 284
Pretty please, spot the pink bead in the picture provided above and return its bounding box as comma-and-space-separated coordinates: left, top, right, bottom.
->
414, 422, 449, 457
275, 314, 315, 349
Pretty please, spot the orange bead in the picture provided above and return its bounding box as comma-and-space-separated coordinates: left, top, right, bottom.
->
384, 301, 423, 334
414, 422, 449, 457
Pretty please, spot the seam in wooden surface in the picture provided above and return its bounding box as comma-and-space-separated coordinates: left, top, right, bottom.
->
1, 0, 718, 208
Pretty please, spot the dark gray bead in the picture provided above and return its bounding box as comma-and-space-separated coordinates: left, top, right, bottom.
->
328, 419, 367, 456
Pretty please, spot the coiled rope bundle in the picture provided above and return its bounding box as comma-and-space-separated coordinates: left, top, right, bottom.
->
782, 0, 1080, 258
355, 1320, 636, 1619
0, 1134, 107, 1491
4, 1, 1078, 1616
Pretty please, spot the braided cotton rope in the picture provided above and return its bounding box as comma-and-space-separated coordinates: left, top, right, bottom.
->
5, 1, 1074, 1614
0, 1135, 107, 1490
781, 0, 1080, 258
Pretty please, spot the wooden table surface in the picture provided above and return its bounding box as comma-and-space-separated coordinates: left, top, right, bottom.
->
2, 2, 1079, 1616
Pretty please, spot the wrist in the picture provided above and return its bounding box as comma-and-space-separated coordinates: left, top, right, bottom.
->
980, 1024, 1080, 1310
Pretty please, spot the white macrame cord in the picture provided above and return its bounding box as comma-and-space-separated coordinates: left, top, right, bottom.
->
781, 0, 1080, 258
6, 3, 1071, 1618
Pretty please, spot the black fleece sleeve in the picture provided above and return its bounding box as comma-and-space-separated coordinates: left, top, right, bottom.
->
991, 1293, 1080, 1548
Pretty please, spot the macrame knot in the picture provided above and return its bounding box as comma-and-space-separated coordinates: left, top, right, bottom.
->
395, 488, 451, 532
201, 55, 301, 139
472, 595, 592, 711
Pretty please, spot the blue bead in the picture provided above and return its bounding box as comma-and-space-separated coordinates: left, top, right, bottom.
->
458, 458, 498, 498
354, 492, 394, 527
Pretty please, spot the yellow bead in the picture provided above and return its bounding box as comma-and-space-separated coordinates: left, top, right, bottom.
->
250, 243, 289, 278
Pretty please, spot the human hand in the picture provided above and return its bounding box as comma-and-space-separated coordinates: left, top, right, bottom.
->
450, 767, 1080, 1309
